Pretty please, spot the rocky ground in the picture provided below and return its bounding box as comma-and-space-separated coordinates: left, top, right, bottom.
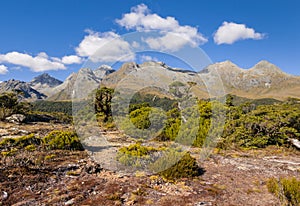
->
0, 122, 299, 206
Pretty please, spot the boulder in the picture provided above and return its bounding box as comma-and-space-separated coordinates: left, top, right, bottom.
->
289, 138, 300, 149
5, 114, 26, 124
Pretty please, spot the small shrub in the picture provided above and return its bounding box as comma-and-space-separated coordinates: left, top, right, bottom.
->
150, 148, 202, 180
44, 154, 57, 161
66, 171, 80, 176
267, 177, 280, 196
43, 131, 84, 151
15, 134, 42, 148
25, 144, 36, 151
267, 177, 300, 205
0, 134, 41, 149
107, 192, 122, 201
0, 138, 16, 149
116, 142, 162, 168
1, 148, 18, 157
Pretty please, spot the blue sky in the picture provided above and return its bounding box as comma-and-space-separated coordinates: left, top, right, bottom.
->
0, 0, 299, 81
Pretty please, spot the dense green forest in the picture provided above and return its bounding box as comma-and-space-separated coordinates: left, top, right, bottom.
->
31, 100, 72, 116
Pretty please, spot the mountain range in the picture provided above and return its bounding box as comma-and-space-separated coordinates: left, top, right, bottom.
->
0, 60, 299, 101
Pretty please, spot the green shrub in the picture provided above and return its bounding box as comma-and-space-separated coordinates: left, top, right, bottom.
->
1, 148, 18, 157
116, 142, 162, 168
0, 92, 31, 120
150, 149, 201, 180
220, 103, 300, 149
44, 154, 56, 160
0, 138, 16, 149
43, 130, 84, 151
25, 144, 36, 151
267, 177, 300, 205
0, 134, 41, 150
15, 134, 42, 148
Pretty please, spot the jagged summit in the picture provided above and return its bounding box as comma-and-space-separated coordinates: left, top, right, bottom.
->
29, 73, 63, 97
93, 65, 114, 79
48, 66, 115, 101
0, 79, 46, 100
30, 73, 63, 87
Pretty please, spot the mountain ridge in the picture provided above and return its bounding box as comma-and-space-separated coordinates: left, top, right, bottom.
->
0, 60, 299, 101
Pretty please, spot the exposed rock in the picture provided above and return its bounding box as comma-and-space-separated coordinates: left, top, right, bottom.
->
0, 79, 46, 100
48, 65, 114, 100
1, 60, 299, 102
203, 60, 300, 100
289, 138, 300, 149
93, 65, 115, 79
64, 198, 75, 205
1, 191, 8, 201
47, 72, 78, 100
29, 73, 63, 96
5, 114, 26, 124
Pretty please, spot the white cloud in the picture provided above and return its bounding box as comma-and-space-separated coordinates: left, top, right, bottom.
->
61, 55, 82, 64
214, 21, 265, 45
76, 31, 117, 57
75, 30, 134, 62
0, 65, 8, 75
139, 55, 158, 62
116, 4, 178, 31
116, 4, 207, 51
144, 32, 196, 52
0, 51, 66, 72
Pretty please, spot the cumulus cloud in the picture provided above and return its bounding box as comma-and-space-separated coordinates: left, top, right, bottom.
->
214, 22, 265, 45
61, 55, 82, 64
116, 4, 207, 51
0, 51, 66, 72
139, 55, 159, 62
0, 65, 8, 75
75, 30, 134, 62
143, 32, 198, 52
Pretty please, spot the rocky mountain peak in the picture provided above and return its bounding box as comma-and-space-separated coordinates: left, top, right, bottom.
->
217, 60, 241, 70
249, 60, 283, 74
118, 62, 140, 75
78, 68, 94, 76
0, 79, 46, 100
202, 60, 241, 74
94, 65, 114, 79
30, 73, 62, 88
